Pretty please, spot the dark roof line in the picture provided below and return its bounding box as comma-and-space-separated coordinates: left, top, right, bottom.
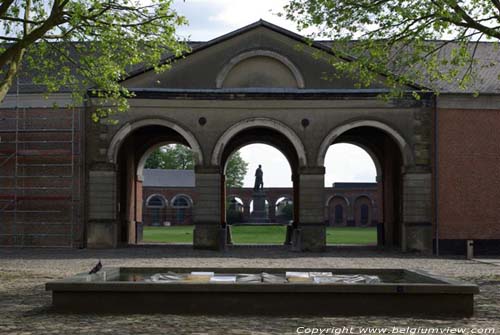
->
114, 87, 434, 101
129, 87, 403, 93
316, 39, 498, 44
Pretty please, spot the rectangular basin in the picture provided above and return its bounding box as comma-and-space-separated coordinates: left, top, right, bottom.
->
46, 267, 479, 317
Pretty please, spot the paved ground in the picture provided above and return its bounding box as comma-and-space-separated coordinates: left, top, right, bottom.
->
475, 259, 500, 267
0, 246, 499, 335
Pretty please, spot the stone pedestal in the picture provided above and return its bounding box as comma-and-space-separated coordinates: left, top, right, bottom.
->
193, 169, 223, 250
291, 226, 326, 252
249, 191, 269, 223
402, 172, 433, 254
284, 224, 294, 245
194, 225, 227, 250
404, 222, 433, 254
87, 220, 117, 248
293, 169, 326, 252
87, 169, 117, 248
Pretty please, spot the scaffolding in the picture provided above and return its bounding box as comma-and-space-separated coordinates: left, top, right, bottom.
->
0, 80, 81, 247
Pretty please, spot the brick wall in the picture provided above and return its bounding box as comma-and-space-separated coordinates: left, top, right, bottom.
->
0, 107, 82, 247
438, 108, 500, 240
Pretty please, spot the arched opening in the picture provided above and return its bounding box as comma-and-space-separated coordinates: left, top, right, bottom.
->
327, 196, 349, 226
113, 121, 202, 246
139, 143, 196, 244
335, 205, 345, 225
320, 122, 408, 248
215, 124, 303, 246
226, 196, 245, 224
171, 194, 193, 225
275, 196, 293, 224
354, 196, 374, 227
144, 194, 168, 226
324, 143, 378, 245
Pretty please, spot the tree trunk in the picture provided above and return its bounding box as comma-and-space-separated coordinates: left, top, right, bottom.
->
0, 48, 25, 103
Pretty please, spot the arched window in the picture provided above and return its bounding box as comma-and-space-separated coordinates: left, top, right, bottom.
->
227, 196, 244, 212
227, 196, 245, 224
172, 195, 192, 208
147, 195, 166, 208
361, 204, 369, 225
275, 197, 292, 215
171, 195, 193, 225
145, 195, 167, 226
334, 205, 344, 224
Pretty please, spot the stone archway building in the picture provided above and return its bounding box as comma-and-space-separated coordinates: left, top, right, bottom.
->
2, 20, 500, 254
86, 21, 431, 252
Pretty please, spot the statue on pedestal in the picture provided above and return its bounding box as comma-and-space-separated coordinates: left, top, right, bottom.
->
250, 165, 269, 223
254, 164, 264, 191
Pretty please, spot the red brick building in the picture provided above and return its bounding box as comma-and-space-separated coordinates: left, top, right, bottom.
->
141, 169, 381, 228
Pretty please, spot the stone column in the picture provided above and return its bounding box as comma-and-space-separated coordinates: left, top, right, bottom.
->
249, 191, 269, 223
346, 201, 355, 227
292, 167, 326, 252
125, 152, 136, 245
375, 175, 385, 246
135, 177, 143, 243
193, 167, 225, 250
87, 165, 117, 248
243, 202, 250, 221
402, 171, 433, 254
268, 198, 276, 221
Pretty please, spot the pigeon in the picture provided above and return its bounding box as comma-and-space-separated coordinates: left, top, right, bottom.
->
89, 260, 102, 274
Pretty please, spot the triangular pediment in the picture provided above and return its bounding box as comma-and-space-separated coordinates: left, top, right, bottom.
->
121, 20, 418, 91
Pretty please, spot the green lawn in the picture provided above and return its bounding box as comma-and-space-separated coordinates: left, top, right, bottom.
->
142, 225, 377, 245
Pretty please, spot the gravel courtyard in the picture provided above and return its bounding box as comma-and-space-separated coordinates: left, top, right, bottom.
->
0, 246, 499, 335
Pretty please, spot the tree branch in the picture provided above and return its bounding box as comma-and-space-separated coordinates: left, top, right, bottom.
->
24, 0, 32, 37
43, 26, 77, 39
459, 33, 484, 86
0, 47, 24, 102
0, 16, 43, 25
444, 0, 500, 39
0, 36, 21, 41
491, 0, 500, 14
93, 14, 175, 28
0, 0, 15, 18
0, 3, 67, 69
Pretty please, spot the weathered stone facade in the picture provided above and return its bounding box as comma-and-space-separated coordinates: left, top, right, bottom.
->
83, 22, 432, 252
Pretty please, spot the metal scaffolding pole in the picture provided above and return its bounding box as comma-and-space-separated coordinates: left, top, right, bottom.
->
0, 76, 80, 247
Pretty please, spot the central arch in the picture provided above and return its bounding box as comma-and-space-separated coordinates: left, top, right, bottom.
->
212, 118, 307, 245
211, 117, 307, 167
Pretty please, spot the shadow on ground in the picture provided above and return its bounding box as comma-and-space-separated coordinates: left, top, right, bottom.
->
0, 245, 467, 261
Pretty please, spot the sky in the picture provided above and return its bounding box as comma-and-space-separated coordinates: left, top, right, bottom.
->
170, 0, 376, 187
172, 0, 297, 41
239, 144, 376, 188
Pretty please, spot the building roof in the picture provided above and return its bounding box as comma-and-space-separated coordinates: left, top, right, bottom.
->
7, 20, 500, 95
319, 40, 500, 94
143, 169, 195, 188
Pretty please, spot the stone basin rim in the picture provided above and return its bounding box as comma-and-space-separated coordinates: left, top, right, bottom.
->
45, 267, 480, 295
